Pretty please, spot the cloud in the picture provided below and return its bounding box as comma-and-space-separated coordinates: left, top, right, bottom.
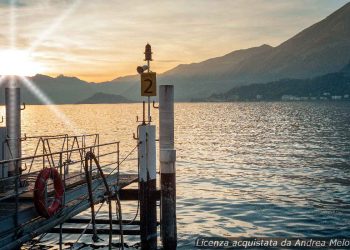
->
0, 0, 26, 7
0, 0, 78, 8
0, 0, 348, 81
158, 60, 183, 63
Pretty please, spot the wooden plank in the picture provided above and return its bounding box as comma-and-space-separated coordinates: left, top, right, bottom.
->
65, 218, 159, 226
49, 227, 141, 235
66, 218, 142, 225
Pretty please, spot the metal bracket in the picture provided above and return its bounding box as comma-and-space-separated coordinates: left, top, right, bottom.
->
136, 116, 144, 123
21, 163, 28, 172
21, 133, 28, 141
152, 101, 159, 109
21, 103, 26, 110
136, 115, 151, 124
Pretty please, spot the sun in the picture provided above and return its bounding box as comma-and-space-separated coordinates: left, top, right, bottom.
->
0, 49, 44, 77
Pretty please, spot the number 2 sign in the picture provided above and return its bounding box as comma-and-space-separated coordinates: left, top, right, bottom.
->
141, 72, 157, 96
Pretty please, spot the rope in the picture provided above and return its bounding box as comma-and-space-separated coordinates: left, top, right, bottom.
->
28, 232, 47, 250
73, 202, 104, 245
25, 143, 140, 249
84, 151, 113, 248
84, 154, 99, 242
109, 143, 140, 177
66, 143, 140, 215
124, 149, 140, 226
115, 193, 124, 250
58, 143, 139, 219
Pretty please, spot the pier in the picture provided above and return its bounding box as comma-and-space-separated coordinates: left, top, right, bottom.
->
0, 45, 177, 249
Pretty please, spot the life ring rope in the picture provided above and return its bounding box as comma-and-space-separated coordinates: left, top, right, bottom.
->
33, 167, 64, 218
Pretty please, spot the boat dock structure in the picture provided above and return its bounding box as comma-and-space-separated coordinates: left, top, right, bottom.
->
0, 45, 177, 249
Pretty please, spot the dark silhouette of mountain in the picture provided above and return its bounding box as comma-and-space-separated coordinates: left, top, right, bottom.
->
0, 74, 95, 104
111, 2, 350, 100
27, 74, 96, 103
164, 2, 350, 100
203, 63, 350, 102
96, 75, 140, 101
77, 92, 132, 104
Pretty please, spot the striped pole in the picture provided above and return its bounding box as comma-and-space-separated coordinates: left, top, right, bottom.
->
138, 124, 157, 249
159, 85, 177, 249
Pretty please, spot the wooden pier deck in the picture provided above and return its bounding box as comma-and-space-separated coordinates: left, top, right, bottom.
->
0, 171, 138, 250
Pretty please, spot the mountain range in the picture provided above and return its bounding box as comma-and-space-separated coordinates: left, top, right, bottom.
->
202, 62, 350, 102
1, 2, 350, 104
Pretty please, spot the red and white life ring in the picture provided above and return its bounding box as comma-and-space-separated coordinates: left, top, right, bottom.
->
34, 167, 64, 218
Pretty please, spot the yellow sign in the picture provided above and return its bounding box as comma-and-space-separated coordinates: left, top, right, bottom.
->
141, 72, 157, 96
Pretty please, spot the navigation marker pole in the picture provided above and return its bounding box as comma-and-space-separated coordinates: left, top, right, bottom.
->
145, 44, 152, 124
137, 43, 157, 250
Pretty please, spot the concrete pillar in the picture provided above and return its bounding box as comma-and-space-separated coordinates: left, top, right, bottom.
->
138, 125, 157, 250
159, 85, 177, 250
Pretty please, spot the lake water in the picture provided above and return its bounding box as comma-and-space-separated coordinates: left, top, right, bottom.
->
14, 102, 350, 249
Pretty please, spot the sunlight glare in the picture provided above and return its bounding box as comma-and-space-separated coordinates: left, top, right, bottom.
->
0, 75, 9, 87
0, 50, 44, 76
10, 0, 16, 48
28, 0, 81, 53
19, 76, 84, 134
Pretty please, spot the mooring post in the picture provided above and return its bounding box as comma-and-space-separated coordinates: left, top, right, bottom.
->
5, 80, 22, 177
159, 85, 177, 249
138, 124, 157, 250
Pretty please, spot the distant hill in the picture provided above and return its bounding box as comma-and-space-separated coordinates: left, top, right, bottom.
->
77, 92, 132, 104
112, 2, 350, 100
203, 63, 350, 102
1, 3, 350, 103
0, 74, 96, 105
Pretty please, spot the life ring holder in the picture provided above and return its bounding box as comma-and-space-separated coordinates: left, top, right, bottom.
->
33, 167, 64, 218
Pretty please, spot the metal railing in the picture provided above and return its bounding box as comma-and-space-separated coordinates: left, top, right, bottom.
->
0, 134, 121, 235
20, 134, 100, 173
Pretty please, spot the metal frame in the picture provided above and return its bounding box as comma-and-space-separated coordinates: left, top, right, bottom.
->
0, 134, 138, 249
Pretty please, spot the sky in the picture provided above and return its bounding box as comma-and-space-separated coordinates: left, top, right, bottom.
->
0, 0, 349, 82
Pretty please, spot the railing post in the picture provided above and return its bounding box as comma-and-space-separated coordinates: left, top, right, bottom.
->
159, 85, 177, 249
59, 152, 63, 250
138, 125, 157, 250
14, 159, 20, 236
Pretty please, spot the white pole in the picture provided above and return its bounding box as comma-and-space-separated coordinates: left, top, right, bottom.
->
5, 81, 21, 177
138, 125, 157, 249
159, 85, 177, 250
